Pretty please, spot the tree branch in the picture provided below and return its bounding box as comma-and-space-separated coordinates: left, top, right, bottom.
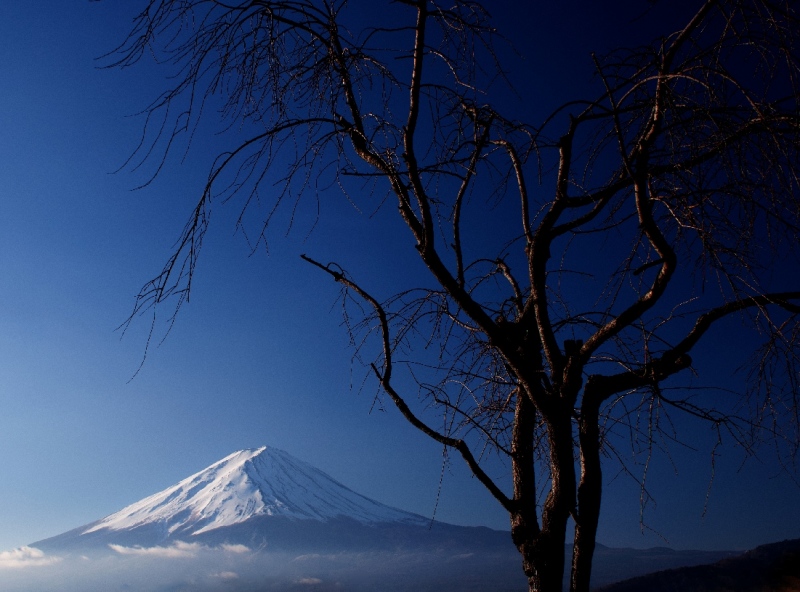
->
301, 253, 514, 512
586, 292, 800, 403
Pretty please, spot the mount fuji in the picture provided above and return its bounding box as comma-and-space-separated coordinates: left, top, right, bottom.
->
32, 446, 508, 555
83, 446, 427, 533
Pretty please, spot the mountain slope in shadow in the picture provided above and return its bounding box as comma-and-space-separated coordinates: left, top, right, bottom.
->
594, 538, 800, 592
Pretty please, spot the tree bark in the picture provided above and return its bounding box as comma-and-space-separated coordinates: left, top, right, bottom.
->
570, 402, 602, 592
518, 408, 576, 592
511, 390, 542, 590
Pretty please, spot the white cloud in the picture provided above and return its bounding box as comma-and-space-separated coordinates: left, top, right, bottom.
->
211, 571, 239, 580
108, 541, 251, 560
220, 543, 250, 554
297, 577, 323, 585
109, 541, 203, 558
0, 546, 62, 569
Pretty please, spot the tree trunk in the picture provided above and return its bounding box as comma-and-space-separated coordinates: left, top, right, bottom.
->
512, 510, 575, 592
519, 537, 570, 592
570, 403, 602, 592
511, 391, 545, 590
514, 408, 576, 592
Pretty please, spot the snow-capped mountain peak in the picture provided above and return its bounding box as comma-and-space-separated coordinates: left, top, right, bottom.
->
83, 446, 426, 538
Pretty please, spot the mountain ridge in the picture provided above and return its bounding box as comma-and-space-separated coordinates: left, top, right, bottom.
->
81, 446, 427, 540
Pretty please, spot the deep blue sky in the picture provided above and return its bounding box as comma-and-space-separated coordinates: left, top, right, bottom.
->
0, 0, 798, 555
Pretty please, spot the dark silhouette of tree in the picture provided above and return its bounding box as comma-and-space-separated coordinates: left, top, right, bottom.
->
113, 1, 800, 590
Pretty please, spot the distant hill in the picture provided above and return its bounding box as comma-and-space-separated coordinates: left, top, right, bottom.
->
595, 538, 800, 592
586, 544, 736, 589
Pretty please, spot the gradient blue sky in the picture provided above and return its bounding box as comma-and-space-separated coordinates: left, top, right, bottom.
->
0, 0, 798, 555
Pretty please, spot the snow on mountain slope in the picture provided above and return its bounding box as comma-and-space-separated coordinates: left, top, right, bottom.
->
84, 447, 427, 537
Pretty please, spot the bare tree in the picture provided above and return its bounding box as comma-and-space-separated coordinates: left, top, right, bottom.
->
113, 1, 800, 590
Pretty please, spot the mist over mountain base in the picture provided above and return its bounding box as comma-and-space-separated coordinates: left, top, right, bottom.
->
0, 544, 525, 592
6, 528, 740, 592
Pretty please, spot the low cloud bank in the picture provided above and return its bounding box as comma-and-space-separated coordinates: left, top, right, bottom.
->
0, 546, 62, 569
109, 540, 206, 558
107, 540, 254, 560
0, 544, 522, 591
